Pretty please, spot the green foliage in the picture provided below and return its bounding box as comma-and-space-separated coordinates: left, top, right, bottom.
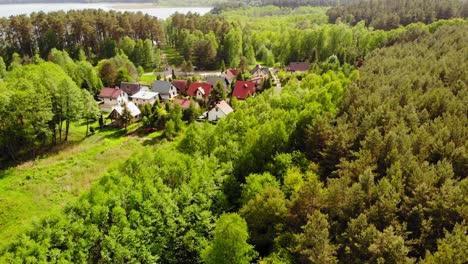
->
182, 99, 200, 123
1, 146, 226, 263
209, 80, 227, 107
1, 8, 467, 264
241, 173, 280, 205
115, 66, 131, 84
0, 62, 96, 162
0, 56, 6, 78
0, 10, 164, 62
118, 36, 136, 58
202, 213, 258, 264
240, 185, 287, 255
294, 211, 338, 264
327, 0, 468, 30
97, 54, 137, 87
422, 222, 468, 264
119, 103, 134, 131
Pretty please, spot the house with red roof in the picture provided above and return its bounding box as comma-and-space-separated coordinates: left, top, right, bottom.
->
173, 98, 199, 110
172, 80, 188, 95
98, 87, 129, 112
187, 82, 213, 101
221, 69, 239, 84
232, 81, 256, 100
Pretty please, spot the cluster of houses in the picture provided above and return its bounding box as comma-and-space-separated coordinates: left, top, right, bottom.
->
98, 62, 310, 126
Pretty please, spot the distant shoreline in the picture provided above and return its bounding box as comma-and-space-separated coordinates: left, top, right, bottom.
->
0, 2, 213, 7
111, 3, 212, 9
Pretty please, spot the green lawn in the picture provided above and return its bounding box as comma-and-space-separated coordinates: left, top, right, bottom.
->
163, 47, 184, 67
0, 123, 148, 249
140, 73, 158, 85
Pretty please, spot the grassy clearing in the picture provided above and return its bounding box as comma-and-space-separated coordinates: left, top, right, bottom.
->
163, 47, 184, 66
0, 123, 147, 249
140, 73, 158, 85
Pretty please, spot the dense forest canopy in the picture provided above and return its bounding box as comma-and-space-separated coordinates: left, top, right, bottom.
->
327, 0, 468, 29
0, 9, 164, 64
0, 2, 467, 263
1, 19, 467, 262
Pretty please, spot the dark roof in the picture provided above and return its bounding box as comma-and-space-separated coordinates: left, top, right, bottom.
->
206, 76, 227, 89
233, 81, 255, 100
250, 65, 270, 75
287, 62, 310, 72
152, 80, 173, 94
99, 87, 126, 99
172, 80, 187, 94
187, 82, 213, 98
119, 82, 141, 96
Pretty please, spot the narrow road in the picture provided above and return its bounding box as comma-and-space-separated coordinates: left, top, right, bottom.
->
271, 69, 282, 95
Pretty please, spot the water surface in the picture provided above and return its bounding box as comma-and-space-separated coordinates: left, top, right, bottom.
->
0, 3, 212, 18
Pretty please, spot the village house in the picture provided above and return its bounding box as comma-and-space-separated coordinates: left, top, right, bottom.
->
172, 80, 188, 95
107, 102, 141, 127
207, 76, 230, 93
250, 65, 270, 80
152, 80, 178, 101
221, 68, 239, 85
119, 82, 142, 97
131, 90, 159, 106
232, 81, 256, 100
173, 98, 199, 110
287, 62, 310, 73
187, 82, 213, 101
205, 100, 234, 121
98, 87, 129, 112
250, 76, 264, 88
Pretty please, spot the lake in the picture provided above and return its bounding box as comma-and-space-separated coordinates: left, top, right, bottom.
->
0, 3, 212, 19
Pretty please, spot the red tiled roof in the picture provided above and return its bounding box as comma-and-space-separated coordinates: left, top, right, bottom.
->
172, 80, 187, 94
187, 82, 213, 98
223, 70, 236, 81
173, 98, 196, 110
99, 87, 125, 99
233, 81, 255, 100
228, 69, 239, 77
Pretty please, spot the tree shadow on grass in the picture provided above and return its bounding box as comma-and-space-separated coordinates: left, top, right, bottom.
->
99, 126, 127, 139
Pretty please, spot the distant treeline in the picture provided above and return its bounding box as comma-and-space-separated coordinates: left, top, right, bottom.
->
0, 0, 353, 5
327, 0, 468, 30
0, 9, 164, 64
0, 0, 150, 3
242, 0, 357, 7
212, 0, 359, 13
